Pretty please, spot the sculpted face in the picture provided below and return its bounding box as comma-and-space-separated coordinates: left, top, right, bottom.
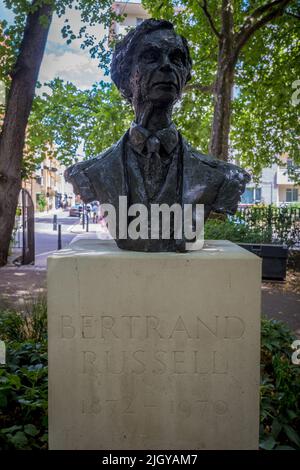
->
129, 29, 190, 106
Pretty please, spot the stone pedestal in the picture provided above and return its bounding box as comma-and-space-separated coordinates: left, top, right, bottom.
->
48, 239, 261, 450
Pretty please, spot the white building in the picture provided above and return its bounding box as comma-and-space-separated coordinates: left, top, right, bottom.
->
241, 155, 300, 206
111, 1, 150, 35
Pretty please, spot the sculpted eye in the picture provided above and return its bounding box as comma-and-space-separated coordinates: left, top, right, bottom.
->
143, 49, 160, 63
170, 50, 186, 66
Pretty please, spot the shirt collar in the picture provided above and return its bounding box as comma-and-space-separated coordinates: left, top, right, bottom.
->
129, 122, 179, 155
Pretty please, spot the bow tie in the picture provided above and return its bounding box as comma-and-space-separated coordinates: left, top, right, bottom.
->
129, 123, 179, 156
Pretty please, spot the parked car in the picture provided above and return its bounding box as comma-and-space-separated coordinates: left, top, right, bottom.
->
69, 204, 83, 217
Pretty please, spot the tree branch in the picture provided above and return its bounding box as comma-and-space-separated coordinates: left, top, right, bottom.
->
233, 0, 292, 65
243, 0, 287, 20
197, 0, 221, 39
285, 10, 300, 20
184, 82, 215, 94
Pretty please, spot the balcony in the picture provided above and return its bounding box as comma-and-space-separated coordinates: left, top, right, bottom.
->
276, 168, 296, 185
113, 1, 147, 17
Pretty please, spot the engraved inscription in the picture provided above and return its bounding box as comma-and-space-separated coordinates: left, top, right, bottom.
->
61, 312, 245, 422
81, 396, 229, 417
61, 315, 75, 338
60, 314, 246, 340
81, 349, 229, 375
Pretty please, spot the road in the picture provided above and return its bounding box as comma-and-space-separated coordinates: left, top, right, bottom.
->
9, 209, 106, 269
35, 214, 78, 256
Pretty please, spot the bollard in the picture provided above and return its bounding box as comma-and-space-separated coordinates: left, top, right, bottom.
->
86, 214, 89, 232
82, 205, 85, 230
58, 224, 62, 250
53, 214, 57, 231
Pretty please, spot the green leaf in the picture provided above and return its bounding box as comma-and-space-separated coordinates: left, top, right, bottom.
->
271, 418, 282, 440
286, 410, 297, 420
260, 436, 276, 450
283, 425, 300, 448
10, 431, 29, 449
40, 433, 48, 442
18, 398, 32, 405
24, 424, 39, 437
0, 390, 8, 407
1, 425, 22, 434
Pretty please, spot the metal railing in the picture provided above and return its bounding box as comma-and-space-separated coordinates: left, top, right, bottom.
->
235, 205, 300, 247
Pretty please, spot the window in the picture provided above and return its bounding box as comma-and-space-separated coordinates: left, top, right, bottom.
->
255, 187, 262, 202
240, 187, 261, 204
286, 188, 298, 202
241, 188, 254, 204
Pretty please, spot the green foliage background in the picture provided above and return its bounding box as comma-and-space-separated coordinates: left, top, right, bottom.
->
0, 0, 299, 178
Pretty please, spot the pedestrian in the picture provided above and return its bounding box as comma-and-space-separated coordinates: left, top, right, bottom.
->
91, 201, 99, 224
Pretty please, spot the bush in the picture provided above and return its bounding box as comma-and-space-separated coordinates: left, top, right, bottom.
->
236, 205, 300, 247
260, 318, 300, 450
0, 299, 48, 450
37, 194, 47, 212
205, 206, 300, 247
205, 218, 269, 243
0, 298, 47, 343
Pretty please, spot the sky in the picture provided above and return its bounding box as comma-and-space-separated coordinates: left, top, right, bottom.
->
0, 1, 109, 89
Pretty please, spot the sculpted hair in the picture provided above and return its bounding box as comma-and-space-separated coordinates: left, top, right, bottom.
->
111, 18, 192, 103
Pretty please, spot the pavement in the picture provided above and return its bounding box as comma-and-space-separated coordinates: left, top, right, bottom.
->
0, 211, 110, 308
0, 214, 299, 336
262, 274, 300, 337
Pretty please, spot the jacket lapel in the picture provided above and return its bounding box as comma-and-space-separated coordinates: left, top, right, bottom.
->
85, 133, 128, 215
181, 137, 222, 207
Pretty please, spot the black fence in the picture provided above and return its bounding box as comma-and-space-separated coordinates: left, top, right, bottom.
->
234, 205, 300, 247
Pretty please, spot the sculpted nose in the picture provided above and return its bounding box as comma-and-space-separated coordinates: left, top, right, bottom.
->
159, 55, 173, 72
160, 63, 172, 72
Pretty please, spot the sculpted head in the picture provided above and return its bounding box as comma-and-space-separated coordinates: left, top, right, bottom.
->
111, 19, 192, 110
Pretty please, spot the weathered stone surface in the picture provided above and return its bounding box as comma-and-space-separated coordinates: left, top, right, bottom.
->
48, 239, 261, 450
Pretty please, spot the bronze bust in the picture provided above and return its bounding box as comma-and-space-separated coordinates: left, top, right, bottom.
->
65, 19, 250, 252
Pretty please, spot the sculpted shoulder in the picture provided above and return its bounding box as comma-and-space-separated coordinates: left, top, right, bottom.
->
64, 143, 118, 203
187, 143, 250, 180
187, 145, 219, 169
185, 142, 251, 215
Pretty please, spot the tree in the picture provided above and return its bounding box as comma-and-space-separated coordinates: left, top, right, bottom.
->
0, 1, 54, 266
142, 0, 299, 162
28, 78, 133, 163
31, 1, 299, 179
27, 2, 300, 171
0, 0, 118, 266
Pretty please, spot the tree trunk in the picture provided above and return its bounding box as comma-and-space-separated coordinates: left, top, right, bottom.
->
208, 0, 291, 161
209, 0, 234, 161
209, 52, 234, 161
0, 1, 53, 266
